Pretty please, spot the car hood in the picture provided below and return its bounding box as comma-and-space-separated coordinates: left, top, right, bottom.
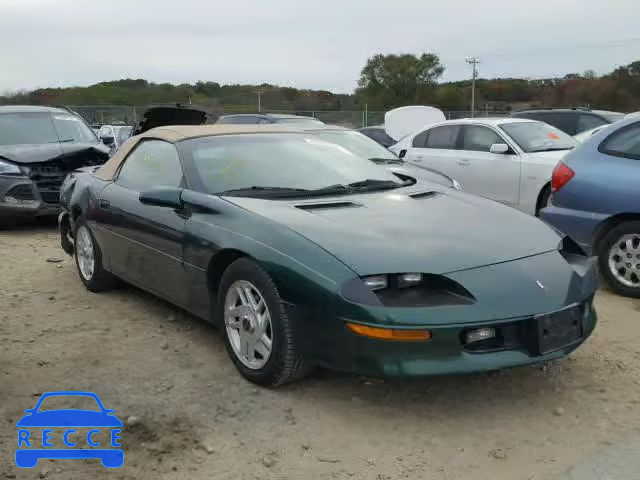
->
0, 142, 108, 164
523, 149, 570, 166
132, 105, 212, 135
224, 188, 561, 276
16, 410, 123, 427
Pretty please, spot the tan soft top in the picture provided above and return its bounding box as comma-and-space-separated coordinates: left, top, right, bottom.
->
95, 124, 304, 180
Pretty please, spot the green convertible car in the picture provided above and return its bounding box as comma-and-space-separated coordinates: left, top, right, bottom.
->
59, 123, 597, 386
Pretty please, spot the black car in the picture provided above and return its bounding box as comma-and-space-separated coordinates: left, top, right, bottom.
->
511, 107, 625, 136
357, 126, 396, 148
216, 113, 324, 126
0, 106, 111, 220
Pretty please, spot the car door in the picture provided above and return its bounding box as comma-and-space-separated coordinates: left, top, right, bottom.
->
451, 125, 520, 205
95, 139, 189, 305
403, 124, 461, 178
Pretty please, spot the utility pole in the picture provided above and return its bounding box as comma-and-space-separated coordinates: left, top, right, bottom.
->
466, 57, 480, 118
256, 91, 263, 113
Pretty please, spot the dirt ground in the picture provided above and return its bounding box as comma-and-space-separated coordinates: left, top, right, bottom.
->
1, 223, 639, 480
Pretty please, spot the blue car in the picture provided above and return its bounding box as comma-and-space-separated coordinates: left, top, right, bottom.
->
15, 391, 123, 468
541, 116, 640, 297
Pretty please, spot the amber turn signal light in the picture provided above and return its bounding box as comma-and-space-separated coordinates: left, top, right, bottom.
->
345, 322, 432, 341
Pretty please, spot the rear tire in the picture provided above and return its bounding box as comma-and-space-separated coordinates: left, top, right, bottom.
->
598, 221, 640, 297
217, 257, 312, 387
74, 222, 115, 292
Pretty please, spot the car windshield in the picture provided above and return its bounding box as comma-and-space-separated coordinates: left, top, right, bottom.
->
0, 112, 61, 145
499, 122, 577, 153
182, 133, 402, 197
37, 395, 101, 412
51, 112, 97, 143
313, 130, 398, 161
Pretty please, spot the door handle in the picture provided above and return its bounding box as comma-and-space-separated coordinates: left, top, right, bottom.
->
457, 159, 471, 166
99, 199, 110, 208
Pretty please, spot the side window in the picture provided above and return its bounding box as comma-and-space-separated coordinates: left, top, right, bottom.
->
600, 123, 640, 160
535, 113, 577, 135
117, 140, 183, 191
412, 129, 430, 148
425, 126, 460, 149
461, 126, 503, 152
577, 114, 608, 134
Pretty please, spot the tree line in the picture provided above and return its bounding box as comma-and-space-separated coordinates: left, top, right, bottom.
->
2, 54, 639, 113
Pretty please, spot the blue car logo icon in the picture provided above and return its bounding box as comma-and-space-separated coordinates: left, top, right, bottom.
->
16, 391, 123, 468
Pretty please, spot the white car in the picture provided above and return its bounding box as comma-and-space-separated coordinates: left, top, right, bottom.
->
389, 118, 577, 215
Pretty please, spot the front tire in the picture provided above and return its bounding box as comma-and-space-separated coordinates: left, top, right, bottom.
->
217, 258, 311, 387
598, 221, 640, 297
74, 223, 115, 292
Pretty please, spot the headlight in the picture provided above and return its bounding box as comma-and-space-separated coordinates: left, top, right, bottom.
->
452, 179, 462, 190
398, 272, 423, 288
0, 159, 22, 175
362, 275, 388, 291
363, 273, 423, 290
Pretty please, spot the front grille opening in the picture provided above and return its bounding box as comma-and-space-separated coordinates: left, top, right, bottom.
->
5, 184, 36, 201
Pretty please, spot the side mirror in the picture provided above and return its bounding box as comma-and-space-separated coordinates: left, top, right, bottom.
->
139, 187, 184, 209
398, 149, 407, 158
489, 143, 509, 154
24, 409, 34, 414
101, 136, 115, 146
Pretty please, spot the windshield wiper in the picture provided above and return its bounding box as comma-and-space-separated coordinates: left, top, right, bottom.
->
308, 179, 407, 195
218, 186, 310, 197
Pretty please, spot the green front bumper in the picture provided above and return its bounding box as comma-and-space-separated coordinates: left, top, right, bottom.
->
293, 302, 597, 378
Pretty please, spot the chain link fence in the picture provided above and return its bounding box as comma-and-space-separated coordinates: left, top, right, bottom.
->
67, 105, 509, 129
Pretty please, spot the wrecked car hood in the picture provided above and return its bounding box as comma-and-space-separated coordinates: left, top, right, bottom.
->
0, 142, 109, 164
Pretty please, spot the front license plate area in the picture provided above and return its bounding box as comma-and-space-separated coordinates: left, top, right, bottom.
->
533, 306, 583, 355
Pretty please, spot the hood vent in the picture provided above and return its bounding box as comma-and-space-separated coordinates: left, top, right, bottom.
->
295, 201, 361, 211
409, 191, 438, 200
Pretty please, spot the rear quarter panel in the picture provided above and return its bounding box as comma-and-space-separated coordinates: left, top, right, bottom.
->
555, 145, 640, 215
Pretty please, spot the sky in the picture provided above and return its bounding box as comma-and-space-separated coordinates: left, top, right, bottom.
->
1, 0, 639, 94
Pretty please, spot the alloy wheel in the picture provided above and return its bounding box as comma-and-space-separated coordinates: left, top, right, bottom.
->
224, 280, 273, 369
76, 226, 95, 281
608, 233, 640, 288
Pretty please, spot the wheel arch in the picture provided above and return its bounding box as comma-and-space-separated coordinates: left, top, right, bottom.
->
206, 248, 251, 298
535, 182, 551, 215
593, 213, 640, 254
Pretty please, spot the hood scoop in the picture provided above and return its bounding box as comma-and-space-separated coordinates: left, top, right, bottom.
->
409, 191, 438, 200
295, 201, 361, 211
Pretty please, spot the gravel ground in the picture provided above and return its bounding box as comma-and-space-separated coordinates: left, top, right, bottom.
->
1, 224, 639, 480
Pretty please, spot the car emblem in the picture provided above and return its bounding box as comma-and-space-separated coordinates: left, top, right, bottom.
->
536, 281, 546, 290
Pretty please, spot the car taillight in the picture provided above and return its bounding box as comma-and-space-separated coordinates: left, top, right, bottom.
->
551, 161, 575, 192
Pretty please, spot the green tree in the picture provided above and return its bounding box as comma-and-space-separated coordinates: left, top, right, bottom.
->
357, 53, 444, 108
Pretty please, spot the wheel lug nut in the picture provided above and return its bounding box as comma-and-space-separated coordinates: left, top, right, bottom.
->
627, 254, 632, 258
